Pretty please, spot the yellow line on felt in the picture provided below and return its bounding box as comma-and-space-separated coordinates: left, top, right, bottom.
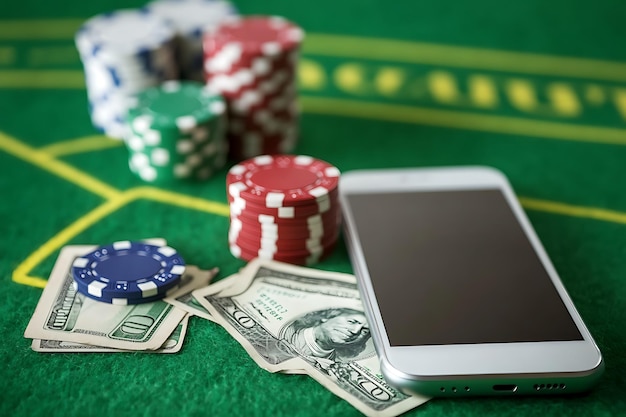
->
12, 192, 136, 288
0, 131, 120, 200
136, 187, 230, 217
0, 70, 85, 88
13, 188, 229, 288
2, 76, 623, 146
520, 197, 626, 225
0, 47, 15, 65
303, 34, 626, 82
12, 274, 49, 289
2, 73, 624, 146
41, 135, 123, 157
300, 97, 626, 146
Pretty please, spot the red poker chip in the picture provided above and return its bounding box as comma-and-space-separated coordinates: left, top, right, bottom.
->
220, 82, 299, 161
226, 123, 299, 154
204, 16, 304, 61
245, 108, 299, 126
202, 16, 304, 162
231, 224, 336, 251
229, 222, 337, 244
227, 124, 297, 145
226, 109, 299, 132
229, 240, 336, 266
230, 213, 341, 239
227, 137, 297, 161
226, 154, 340, 207
229, 214, 340, 240
227, 91, 298, 121
226, 113, 298, 138
227, 122, 298, 141
229, 199, 337, 221
228, 139, 298, 162
231, 232, 337, 258
206, 64, 297, 101
228, 188, 339, 218
223, 82, 297, 116
233, 222, 339, 244
204, 48, 298, 78
230, 213, 340, 241
203, 19, 301, 89
255, 137, 297, 157
206, 38, 299, 62
230, 204, 341, 229
228, 220, 339, 243
205, 55, 297, 81
233, 225, 339, 252
227, 101, 297, 125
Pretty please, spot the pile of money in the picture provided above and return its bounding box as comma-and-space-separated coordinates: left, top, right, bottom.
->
189, 259, 430, 417
23, 240, 217, 353
24, 244, 429, 415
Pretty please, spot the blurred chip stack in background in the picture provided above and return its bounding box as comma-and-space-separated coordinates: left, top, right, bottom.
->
203, 16, 305, 160
146, 0, 239, 82
75, 9, 179, 139
125, 80, 228, 183
75, 1, 307, 181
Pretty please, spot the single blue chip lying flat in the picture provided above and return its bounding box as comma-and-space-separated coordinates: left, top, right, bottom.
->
71, 281, 182, 305
71, 240, 185, 304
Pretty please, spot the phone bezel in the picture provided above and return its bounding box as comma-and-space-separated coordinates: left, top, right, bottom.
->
339, 166, 604, 396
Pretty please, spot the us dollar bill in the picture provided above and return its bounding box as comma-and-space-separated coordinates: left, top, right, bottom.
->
194, 259, 430, 417
183, 271, 266, 322
24, 244, 207, 351
164, 268, 219, 322
30, 314, 190, 353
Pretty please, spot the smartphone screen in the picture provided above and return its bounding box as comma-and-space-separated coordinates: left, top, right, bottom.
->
345, 188, 583, 347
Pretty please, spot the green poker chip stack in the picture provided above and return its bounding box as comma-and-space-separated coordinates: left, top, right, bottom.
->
125, 80, 228, 183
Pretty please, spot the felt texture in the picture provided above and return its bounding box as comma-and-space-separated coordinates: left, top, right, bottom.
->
1, 0, 625, 416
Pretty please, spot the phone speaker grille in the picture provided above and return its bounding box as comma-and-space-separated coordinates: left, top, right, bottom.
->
533, 383, 567, 391
439, 386, 471, 394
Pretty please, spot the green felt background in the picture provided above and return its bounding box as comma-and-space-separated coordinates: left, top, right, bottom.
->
1, 0, 625, 416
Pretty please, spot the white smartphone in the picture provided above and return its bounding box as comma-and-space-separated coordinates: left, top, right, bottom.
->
339, 166, 604, 397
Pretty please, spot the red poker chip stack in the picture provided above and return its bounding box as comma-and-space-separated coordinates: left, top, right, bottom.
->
226, 154, 341, 265
203, 16, 304, 161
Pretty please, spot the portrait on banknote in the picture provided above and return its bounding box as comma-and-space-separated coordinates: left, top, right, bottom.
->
280, 307, 374, 365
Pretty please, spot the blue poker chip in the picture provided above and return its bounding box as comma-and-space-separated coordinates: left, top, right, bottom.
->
71, 240, 185, 304
72, 281, 182, 305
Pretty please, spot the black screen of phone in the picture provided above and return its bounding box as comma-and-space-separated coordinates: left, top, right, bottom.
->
347, 189, 583, 346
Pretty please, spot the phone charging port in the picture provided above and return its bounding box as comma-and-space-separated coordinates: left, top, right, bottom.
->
492, 384, 518, 392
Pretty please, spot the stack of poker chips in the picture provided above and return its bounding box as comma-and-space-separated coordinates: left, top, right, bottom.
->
71, 241, 186, 305
146, 0, 239, 82
226, 154, 341, 266
125, 80, 228, 183
75, 9, 179, 139
203, 16, 304, 160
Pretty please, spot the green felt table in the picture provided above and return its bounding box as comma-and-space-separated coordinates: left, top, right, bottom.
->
1, 0, 625, 416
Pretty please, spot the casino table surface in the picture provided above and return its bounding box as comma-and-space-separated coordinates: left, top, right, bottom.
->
1, 0, 625, 416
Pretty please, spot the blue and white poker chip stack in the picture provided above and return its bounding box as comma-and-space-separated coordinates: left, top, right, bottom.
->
75, 9, 180, 139
146, 0, 239, 82
71, 241, 186, 305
